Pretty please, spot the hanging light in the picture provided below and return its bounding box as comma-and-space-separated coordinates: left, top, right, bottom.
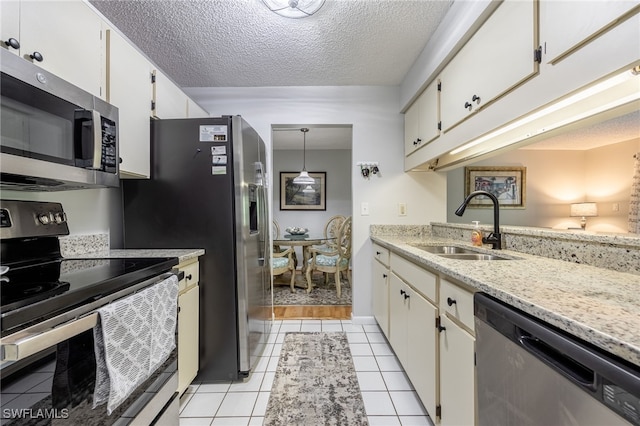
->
293, 128, 315, 185
261, 0, 325, 18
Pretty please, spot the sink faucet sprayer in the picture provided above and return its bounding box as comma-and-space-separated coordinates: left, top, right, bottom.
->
454, 190, 502, 250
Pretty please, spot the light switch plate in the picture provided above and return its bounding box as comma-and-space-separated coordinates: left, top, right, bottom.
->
398, 203, 407, 216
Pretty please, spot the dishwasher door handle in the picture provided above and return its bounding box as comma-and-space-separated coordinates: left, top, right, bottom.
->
519, 333, 596, 391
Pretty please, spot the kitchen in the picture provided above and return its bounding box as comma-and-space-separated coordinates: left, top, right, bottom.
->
1, 0, 639, 425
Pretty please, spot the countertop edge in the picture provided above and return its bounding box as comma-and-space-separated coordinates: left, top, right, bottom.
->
371, 235, 640, 368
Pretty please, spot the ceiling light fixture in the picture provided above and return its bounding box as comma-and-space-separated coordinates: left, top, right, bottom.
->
261, 0, 325, 18
293, 128, 315, 185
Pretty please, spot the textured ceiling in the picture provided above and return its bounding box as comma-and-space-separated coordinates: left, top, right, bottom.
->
89, 0, 453, 88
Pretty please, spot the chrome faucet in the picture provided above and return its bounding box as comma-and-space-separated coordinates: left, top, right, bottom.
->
454, 190, 502, 249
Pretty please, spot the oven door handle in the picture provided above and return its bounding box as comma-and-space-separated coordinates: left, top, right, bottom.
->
1, 312, 98, 362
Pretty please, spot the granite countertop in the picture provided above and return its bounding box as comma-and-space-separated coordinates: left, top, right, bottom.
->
371, 234, 640, 367
68, 248, 204, 265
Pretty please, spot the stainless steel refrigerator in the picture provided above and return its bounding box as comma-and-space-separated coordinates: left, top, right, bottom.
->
122, 115, 271, 382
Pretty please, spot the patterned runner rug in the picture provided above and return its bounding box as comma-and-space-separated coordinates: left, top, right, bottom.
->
273, 272, 352, 306
264, 332, 368, 426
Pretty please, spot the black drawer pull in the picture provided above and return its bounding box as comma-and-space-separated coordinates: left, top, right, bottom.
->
447, 297, 457, 306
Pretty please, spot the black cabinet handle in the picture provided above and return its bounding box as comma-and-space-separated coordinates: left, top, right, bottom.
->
464, 101, 472, 111
4, 38, 20, 50
186, 274, 193, 281
438, 324, 446, 332
382, 273, 388, 278
472, 94, 481, 103
400, 289, 406, 296
447, 297, 457, 306
30, 51, 43, 62
376, 251, 381, 255
403, 292, 410, 300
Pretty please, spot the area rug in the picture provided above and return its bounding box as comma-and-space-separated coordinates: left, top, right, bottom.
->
273, 272, 352, 306
264, 332, 368, 426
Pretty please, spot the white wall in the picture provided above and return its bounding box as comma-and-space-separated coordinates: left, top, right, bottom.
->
446, 138, 640, 233
273, 149, 352, 262
186, 86, 447, 319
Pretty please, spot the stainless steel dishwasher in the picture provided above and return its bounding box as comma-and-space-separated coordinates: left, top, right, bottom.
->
474, 292, 640, 426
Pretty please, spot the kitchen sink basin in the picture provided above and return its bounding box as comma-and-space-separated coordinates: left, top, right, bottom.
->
437, 253, 511, 261
409, 244, 513, 260
409, 244, 477, 254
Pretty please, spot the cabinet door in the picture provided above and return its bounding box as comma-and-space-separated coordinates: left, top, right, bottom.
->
541, 0, 639, 64
439, 315, 476, 426
373, 260, 390, 338
178, 285, 199, 395
404, 81, 440, 156
388, 273, 409, 368
440, 0, 538, 132
19, 1, 104, 97
106, 29, 153, 178
0, 1, 20, 56
406, 289, 438, 419
153, 69, 188, 119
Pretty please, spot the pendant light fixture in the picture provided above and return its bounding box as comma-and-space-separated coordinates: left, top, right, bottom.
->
261, 0, 325, 19
293, 128, 315, 185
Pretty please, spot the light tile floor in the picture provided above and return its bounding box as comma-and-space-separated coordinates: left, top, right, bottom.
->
179, 319, 434, 426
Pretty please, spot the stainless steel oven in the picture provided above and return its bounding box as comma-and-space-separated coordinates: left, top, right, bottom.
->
0, 49, 119, 191
0, 200, 180, 425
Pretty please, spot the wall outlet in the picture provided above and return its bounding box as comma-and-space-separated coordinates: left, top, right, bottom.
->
612, 203, 620, 212
361, 202, 370, 216
398, 203, 407, 216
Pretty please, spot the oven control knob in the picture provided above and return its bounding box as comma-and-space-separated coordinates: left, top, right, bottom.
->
38, 213, 51, 225
53, 212, 66, 224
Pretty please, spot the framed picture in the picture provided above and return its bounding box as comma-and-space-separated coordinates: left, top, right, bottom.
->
280, 172, 326, 211
464, 166, 526, 208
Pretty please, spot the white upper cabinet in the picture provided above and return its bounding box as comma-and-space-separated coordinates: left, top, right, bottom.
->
440, 0, 538, 132
1, 1, 104, 98
404, 79, 440, 157
106, 29, 154, 178
153, 69, 188, 119
541, 1, 639, 64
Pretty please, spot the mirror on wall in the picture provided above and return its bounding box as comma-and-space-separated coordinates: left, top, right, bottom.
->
446, 110, 640, 234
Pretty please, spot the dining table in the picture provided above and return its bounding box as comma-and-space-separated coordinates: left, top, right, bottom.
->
273, 233, 336, 287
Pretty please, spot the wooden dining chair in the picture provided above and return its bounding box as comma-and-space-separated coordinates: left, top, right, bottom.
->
313, 215, 345, 253
305, 216, 352, 298
272, 247, 296, 292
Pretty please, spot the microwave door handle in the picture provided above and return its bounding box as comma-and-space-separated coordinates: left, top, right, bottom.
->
91, 110, 102, 169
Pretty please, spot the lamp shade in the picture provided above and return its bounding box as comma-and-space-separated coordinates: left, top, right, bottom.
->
570, 202, 598, 217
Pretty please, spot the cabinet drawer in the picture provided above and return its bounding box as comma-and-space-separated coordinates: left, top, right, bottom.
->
390, 254, 436, 303
440, 278, 475, 332
178, 260, 200, 293
373, 244, 390, 267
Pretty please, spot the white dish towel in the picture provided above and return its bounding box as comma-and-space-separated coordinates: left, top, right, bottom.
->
93, 274, 178, 414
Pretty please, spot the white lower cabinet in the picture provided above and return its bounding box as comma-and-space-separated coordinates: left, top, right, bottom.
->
385, 251, 477, 424
439, 314, 476, 426
389, 260, 438, 419
177, 259, 200, 395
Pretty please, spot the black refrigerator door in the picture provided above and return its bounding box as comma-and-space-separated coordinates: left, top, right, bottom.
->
123, 117, 241, 381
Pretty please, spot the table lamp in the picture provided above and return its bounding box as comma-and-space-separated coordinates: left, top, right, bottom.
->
570, 202, 598, 230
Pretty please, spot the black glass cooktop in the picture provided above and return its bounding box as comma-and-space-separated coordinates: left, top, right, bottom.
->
1, 257, 178, 336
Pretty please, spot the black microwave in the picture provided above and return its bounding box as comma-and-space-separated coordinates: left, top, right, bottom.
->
0, 49, 119, 191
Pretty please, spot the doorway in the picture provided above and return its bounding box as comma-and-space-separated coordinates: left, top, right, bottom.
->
270, 124, 353, 320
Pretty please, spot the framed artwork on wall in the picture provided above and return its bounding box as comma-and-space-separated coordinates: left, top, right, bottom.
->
280, 172, 326, 211
464, 166, 526, 208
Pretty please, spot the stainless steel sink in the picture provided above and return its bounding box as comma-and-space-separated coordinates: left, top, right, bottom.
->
437, 253, 511, 261
409, 244, 513, 260
409, 244, 477, 254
